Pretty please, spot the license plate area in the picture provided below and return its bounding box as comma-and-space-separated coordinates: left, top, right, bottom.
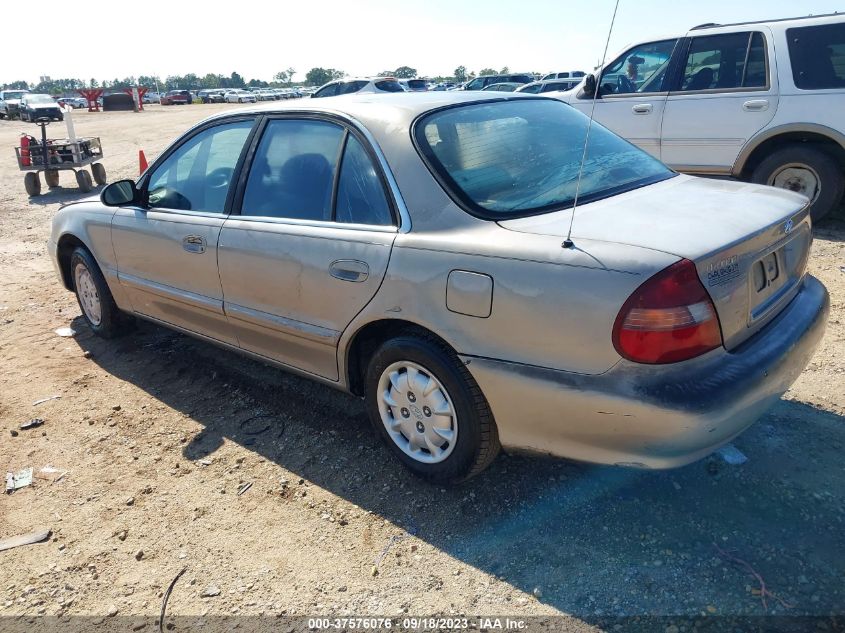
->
748, 229, 809, 324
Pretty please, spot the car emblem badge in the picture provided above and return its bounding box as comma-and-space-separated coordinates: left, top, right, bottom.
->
783, 219, 794, 234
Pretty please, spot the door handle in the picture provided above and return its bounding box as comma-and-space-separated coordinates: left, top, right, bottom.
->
329, 259, 369, 283
743, 99, 769, 112
182, 235, 206, 254
632, 103, 653, 114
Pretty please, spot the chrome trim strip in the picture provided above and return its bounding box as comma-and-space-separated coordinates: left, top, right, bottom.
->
118, 272, 223, 314
225, 303, 340, 346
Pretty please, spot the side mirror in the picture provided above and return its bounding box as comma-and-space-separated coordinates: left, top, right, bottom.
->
583, 74, 597, 98
101, 179, 141, 207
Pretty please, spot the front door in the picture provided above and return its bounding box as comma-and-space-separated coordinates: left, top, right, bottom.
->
111, 119, 255, 343
571, 39, 680, 159
660, 30, 779, 172
218, 117, 397, 380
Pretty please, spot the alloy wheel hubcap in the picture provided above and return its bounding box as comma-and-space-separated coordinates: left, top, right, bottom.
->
74, 262, 102, 325
769, 164, 820, 204
377, 361, 457, 464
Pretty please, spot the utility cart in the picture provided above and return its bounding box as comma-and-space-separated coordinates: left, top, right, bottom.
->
14, 119, 106, 196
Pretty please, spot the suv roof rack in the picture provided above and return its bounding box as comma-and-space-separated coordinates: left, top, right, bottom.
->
690, 12, 840, 31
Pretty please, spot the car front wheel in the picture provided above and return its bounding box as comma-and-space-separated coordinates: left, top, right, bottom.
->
70, 247, 131, 338
751, 145, 845, 223
365, 334, 500, 484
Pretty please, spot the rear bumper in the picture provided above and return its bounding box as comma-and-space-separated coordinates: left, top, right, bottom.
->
464, 275, 829, 468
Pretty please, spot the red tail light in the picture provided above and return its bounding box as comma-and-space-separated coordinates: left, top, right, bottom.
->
613, 259, 723, 364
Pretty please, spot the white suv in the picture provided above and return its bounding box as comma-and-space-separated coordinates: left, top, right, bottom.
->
557, 13, 845, 221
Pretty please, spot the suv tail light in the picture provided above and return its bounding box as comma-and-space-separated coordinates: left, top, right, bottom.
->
613, 259, 723, 364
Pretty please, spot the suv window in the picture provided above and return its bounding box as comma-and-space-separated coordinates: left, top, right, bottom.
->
241, 119, 344, 221
678, 32, 767, 92
339, 80, 368, 95
375, 80, 404, 92
543, 81, 575, 92
600, 39, 678, 95
146, 120, 253, 213
313, 83, 339, 98
787, 22, 845, 90
335, 135, 393, 225
508, 74, 533, 84
416, 99, 673, 218
520, 84, 542, 94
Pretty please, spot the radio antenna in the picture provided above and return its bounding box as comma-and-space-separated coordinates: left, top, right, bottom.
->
563, 0, 622, 249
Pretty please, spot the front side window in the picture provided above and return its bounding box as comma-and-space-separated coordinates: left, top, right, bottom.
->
335, 135, 393, 225
313, 83, 339, 98
465, 78, 483, 90
600, 39, 678, 95
241, 119, 344, 221
339, 81, 368, 95
146, 120, 253, 213
415, 99, 673, 218
788, 23, 845, 90
678, 32, 767, 92
520, 84, 542, 94
542, 81, 572, 92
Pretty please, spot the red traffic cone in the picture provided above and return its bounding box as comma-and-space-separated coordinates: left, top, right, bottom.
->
139, 150, 148, 174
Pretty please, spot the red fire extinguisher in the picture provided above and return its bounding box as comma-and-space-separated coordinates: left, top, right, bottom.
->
20, 133, 31, 167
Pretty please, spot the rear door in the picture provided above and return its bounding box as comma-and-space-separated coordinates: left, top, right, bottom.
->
660, 29, 778, 172
571, 39, 680, 159
218, 116, 398, 380
111, 118, 255, 343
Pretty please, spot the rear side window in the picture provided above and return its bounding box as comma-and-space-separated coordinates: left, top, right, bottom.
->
678, 32, 767, 91
241, 120, 344, 221
542, 81, 573, 92
375, 80, 404, 92
335, 135, 393, 225
416, 99, 673, 218
520, 84, 542, 94
313, 83, 339, 98
508, 75, 533, 83
788, 23, 845, 90
339, 80, 368, 95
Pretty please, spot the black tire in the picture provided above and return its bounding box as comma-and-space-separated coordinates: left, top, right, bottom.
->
44, 169, 60, 188
69, 247, 131, 338
24, 172, 41, 196
750, 145, 845, 223
91, 163, 107, 186
76, 170, 92, 193
365, 334, 500, 484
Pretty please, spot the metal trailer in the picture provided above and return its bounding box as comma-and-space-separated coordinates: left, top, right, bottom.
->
14, 120, 106, 196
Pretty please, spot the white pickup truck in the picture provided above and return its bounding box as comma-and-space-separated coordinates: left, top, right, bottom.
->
556, 13, 845, 221
0, 89, 30, 119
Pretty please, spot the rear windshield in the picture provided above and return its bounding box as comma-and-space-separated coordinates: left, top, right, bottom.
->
787, 22, 845, 90
406, 80, 427, 90
415, 99, 674, 218
375, 80, 404, 92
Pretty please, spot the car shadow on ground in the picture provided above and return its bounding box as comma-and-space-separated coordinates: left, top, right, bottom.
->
74, 315, 845, 621
24, 183, 103, 206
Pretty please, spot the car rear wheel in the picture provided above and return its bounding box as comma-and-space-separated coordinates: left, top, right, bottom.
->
70, 247, 131, 338
751, 145, 845, 223
365, 334, 500, 484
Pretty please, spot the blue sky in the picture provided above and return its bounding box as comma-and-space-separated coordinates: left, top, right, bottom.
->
3, 0, 842, 84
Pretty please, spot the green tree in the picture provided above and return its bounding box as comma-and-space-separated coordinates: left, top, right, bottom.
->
305, 68, 345, 86
499, 66, 509, 74
478, 68, 497, 77
393, 66, 417, 79
229, 72, 245, 89
453, 66, 468, 82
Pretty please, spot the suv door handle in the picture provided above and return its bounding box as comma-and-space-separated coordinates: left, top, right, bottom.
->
329, 259, 369, 283
743, 99, 769, 112
632, 103, 653, 114
182, 235, 206, 254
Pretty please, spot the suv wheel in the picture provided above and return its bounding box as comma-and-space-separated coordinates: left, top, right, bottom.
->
365, 334, 500, 484
751, 145, 845, 223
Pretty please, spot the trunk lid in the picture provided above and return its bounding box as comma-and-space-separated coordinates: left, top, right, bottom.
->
499, 175, 812, 349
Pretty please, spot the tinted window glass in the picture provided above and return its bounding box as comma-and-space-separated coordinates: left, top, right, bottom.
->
679, 32, 766, 92
520, 84, 542, 94
416, 100, 673, 218
339, 80, 368, 95
508, 75, 533, 84
407, 80, 427, 90
788, 23, 845, 90
600, 39, 678, 95
146, 120, 253, 213
466, 78, 483, 90
241, 119, 344, 220
313, 83, 339, 98
336, 135, 393, 225
542, 81, 572, 92
375, 80, 404, 92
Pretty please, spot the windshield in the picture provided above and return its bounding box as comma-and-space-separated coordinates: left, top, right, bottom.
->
415, 99, 674, 218
375, 80, 404, 92
28, 94, 54, 104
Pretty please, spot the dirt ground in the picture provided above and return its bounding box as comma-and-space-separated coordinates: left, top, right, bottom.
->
0, 104, 844, 631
